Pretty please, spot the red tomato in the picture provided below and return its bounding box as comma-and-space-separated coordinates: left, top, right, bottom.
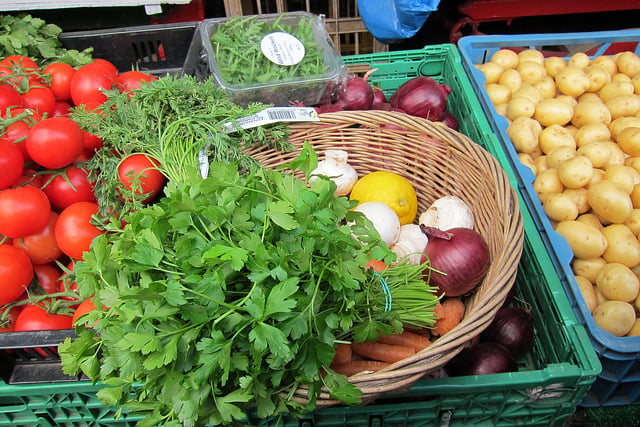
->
72, 296, 97, 326
42, 165, 97, 211
33, 262, 63, 294
22, 86, 56, 117
0, 84, 22, 116
116, 70, 157, 93
0, 185, 51, 238
0, 55, 39, 71
14, 303, 73, 331
0, 140, 24, 190
12, 167, 44, 188
13, 211, 62, 265
43, 62, 76, 102
51, 101, 72, 117
54, 201, 104, 260
2, 120, 33, 162
0, 305, 21, 332
0, 244, 34, 306
26, 116, 84, 169
118, 153, 166, 202
69, 62, 117, 106
90, 59, 118, 76
82, 130, 103, 153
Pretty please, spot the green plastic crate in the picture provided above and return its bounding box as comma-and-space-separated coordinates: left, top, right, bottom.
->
0, 44, 600, 426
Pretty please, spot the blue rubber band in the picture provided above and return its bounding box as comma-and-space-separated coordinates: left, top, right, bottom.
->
374, 271, 393, 312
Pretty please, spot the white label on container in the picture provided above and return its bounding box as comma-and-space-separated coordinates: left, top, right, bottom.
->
260, 32, 305, 66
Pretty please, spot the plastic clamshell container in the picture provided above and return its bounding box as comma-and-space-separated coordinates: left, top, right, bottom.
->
458, 29, 640, 407
200, 12, 348, 107
0, 44, 600, 427
58, 21, 204, 77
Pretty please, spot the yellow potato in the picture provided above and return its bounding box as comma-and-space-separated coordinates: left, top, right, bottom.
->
584, 65, 611, 92
555, 220, 608, 259
478, 62, 504, 84
557, 155, 593, 189
587, 168, 605, 188
571, 100, 612, 128
605, 93, 640, 119
534, 155, 548, 175
512, 84, 542, 103
534, 98, 574, 126
604, 164, 640, 194
490, 49, 519, 69
624, 208, 640, 237
518, 153, 537, 175
628, 319, 640, 337
596, 261, 640, 301
587, 180, 634, 224
543, 192, 579, 221
616, 126, 640, 156
518, 60, 547, 85
632, 73, 640, 95
572, 256, 606, 283
576, 213, 604, 230
568, 52, 591, 69
576, 140, 612, 168
636, 292, 640, 311
575, 122, 611, 147
538, 124, 576, 154
575, 275, 598, 313
555, 66, 590, 97
593, 300, 636, 336
591, 55, 618, 76
534, 75, 558, 98
594, 286, 609, 306
544, 56, 567, 77
494, 103, 508, 116
533, 168, 564, 202
602, 141, 626, 167
616, 51, 640, 77
625, 156, 640, 175
631, 184, 640, 208
486, 83, 512, 105
609, 116, 640, 138
601, 224, 640, 268
546, 146, 576, 169
518, 49, 544, 65
499, 68, 523, 93
599, 79, 635, 102
612, 72, 632, 83
505, 96, 536, 120
563, 188, 590, 214
507, 116, 542, 154
578, 92, 604, 103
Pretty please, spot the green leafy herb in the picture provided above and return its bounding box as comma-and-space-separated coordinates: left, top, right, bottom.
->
60, 147, 439, 426
0, 13, 93, 66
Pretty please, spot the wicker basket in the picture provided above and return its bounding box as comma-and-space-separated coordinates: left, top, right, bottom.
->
246, 110, 524, 407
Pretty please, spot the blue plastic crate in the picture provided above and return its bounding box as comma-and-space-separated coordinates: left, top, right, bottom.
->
458, 29, 640, 407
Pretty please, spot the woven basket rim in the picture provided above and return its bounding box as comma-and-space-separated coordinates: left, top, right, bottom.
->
249, 110, 525, 407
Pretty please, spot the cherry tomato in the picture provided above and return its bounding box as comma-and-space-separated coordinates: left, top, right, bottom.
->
72, 296, 98, 326
54, 201, 104, 260
43, 62, 76, 102
13, 211, 62, 265
116, 70, 157, 93
0, 244, 34, 306
0, 140, 24, 190
42, 164, 97, 211
14, 303, 73, 331
0, 84, 23, 117
0, 185, 51, 238
118, 153, 166, 202
26, 116, 84, 169
33, 262, 64, 294
22, 86, 56, 117
69, 61, 117, 106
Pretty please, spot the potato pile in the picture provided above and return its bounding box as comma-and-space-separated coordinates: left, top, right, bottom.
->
478, 48, 640, 337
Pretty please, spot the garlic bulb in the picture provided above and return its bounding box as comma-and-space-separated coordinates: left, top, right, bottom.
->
308, 150, 358, 196
419, 195, 475, 230
391, 223, 428, 264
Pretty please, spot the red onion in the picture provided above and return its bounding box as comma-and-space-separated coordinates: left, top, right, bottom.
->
337, 75, 374, 110
440, 110, 459, 130
420, 226, 490, 297
372, 86, 387, 104
481, 306, 534, 359
445, 342, 517, 377
389, 76, 451, 120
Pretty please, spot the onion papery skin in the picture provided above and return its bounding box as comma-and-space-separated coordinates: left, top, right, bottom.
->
420, 226, 490, 297
481, 306, 535, 359
389, 76, 451, 120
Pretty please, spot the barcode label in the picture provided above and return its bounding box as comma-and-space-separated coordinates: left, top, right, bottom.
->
221, 107, 318, 133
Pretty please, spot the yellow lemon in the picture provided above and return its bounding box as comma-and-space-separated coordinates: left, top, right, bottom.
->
349, 170, 418, 225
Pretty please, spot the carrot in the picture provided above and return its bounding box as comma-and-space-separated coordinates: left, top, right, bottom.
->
332, 342, 353, 365
365, 258, 388, 272
331, 360, 391, 377
407, 326, 432, 340
432, 297, 465, 337
376, 329, 432, 352
351, 341, 416, 363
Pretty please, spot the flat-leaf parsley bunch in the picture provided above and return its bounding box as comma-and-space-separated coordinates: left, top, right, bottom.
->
60, 144, 438, 426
